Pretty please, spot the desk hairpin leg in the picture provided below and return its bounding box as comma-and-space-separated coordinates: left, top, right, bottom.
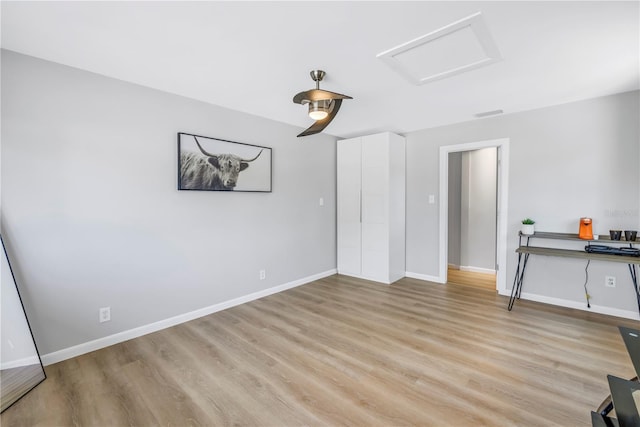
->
508, 253, 529, 311
628, 263, 640, 313
508, 235, 530, 311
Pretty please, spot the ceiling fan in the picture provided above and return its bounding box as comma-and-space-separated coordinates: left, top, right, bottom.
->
293, 70, 352, 137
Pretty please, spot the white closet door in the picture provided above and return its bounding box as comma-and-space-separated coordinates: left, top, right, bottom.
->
388, 133, 406, 282
337, 138, 362, 275
360, 134, 389, 281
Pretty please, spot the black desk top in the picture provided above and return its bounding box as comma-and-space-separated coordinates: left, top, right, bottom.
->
591, 411, 619, 427
607, 375, 640, 427
619, 327, 640, 379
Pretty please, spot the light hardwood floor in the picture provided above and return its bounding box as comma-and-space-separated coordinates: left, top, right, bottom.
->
2, 274, 638, 426
447, 266, 496, 291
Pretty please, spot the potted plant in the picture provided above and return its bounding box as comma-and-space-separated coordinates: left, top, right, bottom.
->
521, 218, 535, 235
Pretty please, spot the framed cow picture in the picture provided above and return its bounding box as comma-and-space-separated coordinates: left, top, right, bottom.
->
178, 132, 272, 192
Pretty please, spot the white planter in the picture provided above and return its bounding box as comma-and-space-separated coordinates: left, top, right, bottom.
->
521, 224, 535, 235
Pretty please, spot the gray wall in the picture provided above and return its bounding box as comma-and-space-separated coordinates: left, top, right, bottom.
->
406, 90, 640, 314
447, 153, 462, 267
1, 50, 337, 355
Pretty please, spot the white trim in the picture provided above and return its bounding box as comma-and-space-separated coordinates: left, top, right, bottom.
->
459, 265, 496, 274
1, 355, 41, 370
405, 271, 445, 284
448, 263, 460, 270
439, 138, 510, 295
498, 289, 640, 321
41, 269, 337, 366
336, 271, 363, 280
337, 271, 395, 285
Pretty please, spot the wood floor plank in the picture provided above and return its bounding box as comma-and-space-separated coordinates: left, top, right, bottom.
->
447, 267, 496, 291
2, 274, 638, 426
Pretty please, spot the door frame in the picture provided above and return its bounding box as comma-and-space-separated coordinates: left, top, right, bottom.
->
439, 138, 509, 293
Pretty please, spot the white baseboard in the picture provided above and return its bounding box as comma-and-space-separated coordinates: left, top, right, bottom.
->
447, 264, 460, 270
405, 271, 445, 284
1, 355, 41, 370
336, 271, 399, 285
459, 265, 496, 274
338, 271, 391, 285
497, 289, 640, 321
41, 269, 337, 366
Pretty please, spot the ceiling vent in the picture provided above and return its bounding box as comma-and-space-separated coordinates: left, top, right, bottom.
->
377, 12, 502, 86
475, 109, 504, 118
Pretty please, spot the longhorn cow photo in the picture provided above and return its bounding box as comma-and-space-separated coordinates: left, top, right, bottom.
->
178, 133, 272, 192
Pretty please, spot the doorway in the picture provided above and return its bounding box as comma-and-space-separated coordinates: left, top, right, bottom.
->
439, 138, 509, 294
447, 148, 497, 291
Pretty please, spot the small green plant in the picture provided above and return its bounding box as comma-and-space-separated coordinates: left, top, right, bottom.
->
522, 218, 535, 225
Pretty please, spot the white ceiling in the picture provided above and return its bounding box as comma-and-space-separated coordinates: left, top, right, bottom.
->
2, 1, 638, 139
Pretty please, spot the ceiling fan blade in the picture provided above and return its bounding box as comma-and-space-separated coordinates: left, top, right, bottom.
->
297, 99, 342, 137
293, 89, 352, 104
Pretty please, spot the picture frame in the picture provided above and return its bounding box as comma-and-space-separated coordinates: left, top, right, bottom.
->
178, 132, 272, 192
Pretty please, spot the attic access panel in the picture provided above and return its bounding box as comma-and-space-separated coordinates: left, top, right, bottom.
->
377, 12, 502, 85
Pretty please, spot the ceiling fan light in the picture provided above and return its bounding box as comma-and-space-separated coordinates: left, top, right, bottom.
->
308, 100, 330, 120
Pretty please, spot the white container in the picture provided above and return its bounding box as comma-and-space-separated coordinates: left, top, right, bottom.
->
521, 224, 535, 235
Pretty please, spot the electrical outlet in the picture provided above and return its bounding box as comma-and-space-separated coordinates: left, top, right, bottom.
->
319, 197, 324, 206
605, 276, 616, 288
99, 307, 111, 323
259, 270, 266, 280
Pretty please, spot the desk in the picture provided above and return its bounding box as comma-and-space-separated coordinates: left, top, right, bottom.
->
508, 232, 640, 312
607, 375, 640, 427
620, 326, 640, 378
